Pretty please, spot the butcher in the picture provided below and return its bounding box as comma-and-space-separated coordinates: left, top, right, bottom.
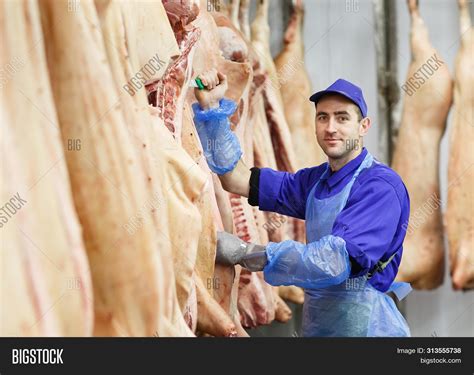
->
192, 69, 412, 337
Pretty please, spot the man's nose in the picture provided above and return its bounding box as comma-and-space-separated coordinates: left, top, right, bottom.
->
327, 116, 337, 133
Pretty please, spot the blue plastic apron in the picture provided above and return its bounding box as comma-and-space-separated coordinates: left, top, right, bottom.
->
302, 151, 411, 337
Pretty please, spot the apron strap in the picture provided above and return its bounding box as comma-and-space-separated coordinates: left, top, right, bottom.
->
366, 251, 397, 280
365, 252, 413, 300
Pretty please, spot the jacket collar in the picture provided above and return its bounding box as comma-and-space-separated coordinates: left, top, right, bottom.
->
320, 147, 368, 188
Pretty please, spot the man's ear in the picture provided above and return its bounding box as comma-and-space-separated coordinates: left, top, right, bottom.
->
359, 117, 371, 136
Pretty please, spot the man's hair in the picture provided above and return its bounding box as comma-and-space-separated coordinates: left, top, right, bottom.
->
353, 104, 363, 122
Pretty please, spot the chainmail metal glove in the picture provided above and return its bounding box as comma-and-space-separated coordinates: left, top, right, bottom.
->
216, 231, 268, 272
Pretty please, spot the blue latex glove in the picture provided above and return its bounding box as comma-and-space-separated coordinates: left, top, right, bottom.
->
263, 235, 351, 289
192, 98, 242, 175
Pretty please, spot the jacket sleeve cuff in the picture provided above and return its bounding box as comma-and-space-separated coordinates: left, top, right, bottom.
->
344, 240, 371, 276
258, 168, 286, 212
248, 167, 260, 206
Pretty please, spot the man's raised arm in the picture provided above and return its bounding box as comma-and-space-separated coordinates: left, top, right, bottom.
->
192, 68, 251, 197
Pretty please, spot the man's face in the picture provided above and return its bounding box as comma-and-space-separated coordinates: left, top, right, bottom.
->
315, 94, 367, 159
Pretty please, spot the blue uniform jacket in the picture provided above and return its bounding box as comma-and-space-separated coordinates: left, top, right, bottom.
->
250, 147, 410, 292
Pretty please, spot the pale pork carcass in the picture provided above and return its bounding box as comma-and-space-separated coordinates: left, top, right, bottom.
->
250, 0, 298, 175
212, 7, 291, 327
235, 0, 290, 246
180, 2, 278, 328
157, 0, 250, 336
393, 0, 452, 289
94, 0, 213, 336
133, 0, 237, 336
149, 0, 206, 333
274, 0, 326, 169
244, 0, 306, 304
445, 0, 474, 290
211, 7, 294, 324
249, 0, 306, 246
38, 0, 206, 336
0, 0, 93, 336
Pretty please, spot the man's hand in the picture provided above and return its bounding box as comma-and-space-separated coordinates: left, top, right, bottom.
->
191, 68, 250, 198
194, 69, 228, 110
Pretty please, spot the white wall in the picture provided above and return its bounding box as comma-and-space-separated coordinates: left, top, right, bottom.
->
302, 0, 379, 158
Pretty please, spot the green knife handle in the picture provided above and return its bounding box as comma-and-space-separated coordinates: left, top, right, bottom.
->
195, 77, 205, 90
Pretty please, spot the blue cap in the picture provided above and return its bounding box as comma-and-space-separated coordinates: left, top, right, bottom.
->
309, 78, 367, 118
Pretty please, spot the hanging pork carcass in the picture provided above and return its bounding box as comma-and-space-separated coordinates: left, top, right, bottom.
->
38, 0, 208, 336
1, 0, 93, 336
393, 0, 452, 289
445, 0, 474, 291
95, 0, 220, 336
274, 0, 326, 169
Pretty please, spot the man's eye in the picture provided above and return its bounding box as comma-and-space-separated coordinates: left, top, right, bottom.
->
339, 116, 348, 121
